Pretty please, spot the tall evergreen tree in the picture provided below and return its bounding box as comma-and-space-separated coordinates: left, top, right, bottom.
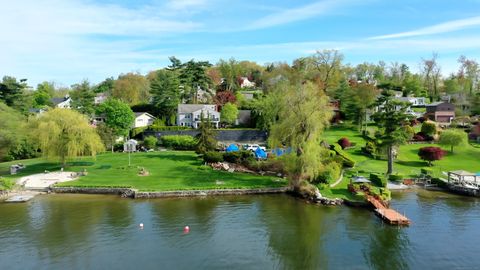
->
70, 80, 95, 116
195, 113, 217, 154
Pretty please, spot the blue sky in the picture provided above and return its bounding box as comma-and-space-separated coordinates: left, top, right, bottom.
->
2, 0, 480, 86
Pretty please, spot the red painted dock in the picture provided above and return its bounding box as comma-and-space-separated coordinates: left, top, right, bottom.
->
367, 195, 410, 226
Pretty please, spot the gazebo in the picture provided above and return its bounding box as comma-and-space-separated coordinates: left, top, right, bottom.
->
447, 170, 480, 187
124, 139, 138, 152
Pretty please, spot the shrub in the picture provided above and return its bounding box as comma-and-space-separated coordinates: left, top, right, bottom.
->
370, 173, 387, 187
421, 121, 437, 136
361, 141, 377, 158
203, 151, 224, 163
404, 125, 415, 140
415, 132, 433, 141
337, 137, 352, 149
131, 127, 147, 138
223, 151, 241, 163
149, 126, 190, 131
413, 134, 425, 141
418, 146, 446, 166
0, 178, 15, 190
143, 136, 158, 149
421, 168, 433, 175
315, 161, 342, 184
331, 144, 356, 167
388, 174, 404, 182
161, 135, 197, 150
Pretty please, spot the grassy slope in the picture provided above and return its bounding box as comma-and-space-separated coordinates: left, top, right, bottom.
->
320, 125, 480, 200
0, 152, 287, 191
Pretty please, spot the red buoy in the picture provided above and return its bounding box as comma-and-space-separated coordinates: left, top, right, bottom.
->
183, 225, 190, 234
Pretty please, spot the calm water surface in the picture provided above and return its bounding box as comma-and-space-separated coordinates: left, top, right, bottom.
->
1, 190, 479, 270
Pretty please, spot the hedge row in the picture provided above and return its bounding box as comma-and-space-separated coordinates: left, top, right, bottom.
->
370, 173, 387, 187
161, 135, 197, 150
331, 144, 356, 168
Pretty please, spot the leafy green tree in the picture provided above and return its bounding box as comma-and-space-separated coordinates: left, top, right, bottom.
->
150, 69, 180, 125
179, 59, 213, 103
96, 99, 135, 150
439, 129, 467, 153
94, 77, 115, 94
220, 102, 238, 125
371, 91, 413, 174
96, 123, 115, 152
195, 114, 217, 154
0, 102, 26, 160
345, 83, 378, 131
251, 92, 282, 131
30, 108, 105, 165
70, 80, 95, 116
32, 90, 52, 108
269, 81, 332, 188
0, 76, 29, 112
112, 73, 150, 106
218, 58, 243, 92
36, 81, 55, 97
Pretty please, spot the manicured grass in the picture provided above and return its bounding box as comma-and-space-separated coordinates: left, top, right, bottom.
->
0, 152, 287, 191
323, 125, 480, 179
320, 125, 480, 200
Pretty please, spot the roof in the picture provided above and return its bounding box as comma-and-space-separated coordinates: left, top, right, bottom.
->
449, 170, 475, 176
50, 97, 68, 105
352, 176, 371, 183
178, 104, 216, 113
425, 101, 448, 107
134, 112, 155, 119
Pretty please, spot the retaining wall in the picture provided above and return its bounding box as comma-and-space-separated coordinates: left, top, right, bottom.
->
144, 129, 268, 143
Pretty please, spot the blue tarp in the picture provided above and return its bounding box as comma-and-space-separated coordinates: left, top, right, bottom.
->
255, 147, 267, 159
271, 147, 292, 157
226, 144, 239, 152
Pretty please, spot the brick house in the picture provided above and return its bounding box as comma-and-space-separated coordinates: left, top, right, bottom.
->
425, 102, 455, 123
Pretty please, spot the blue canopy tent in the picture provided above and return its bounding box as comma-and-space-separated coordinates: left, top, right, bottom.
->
255, 147, 267, 159
271, 147, 293, 157
226, 144, 239, 152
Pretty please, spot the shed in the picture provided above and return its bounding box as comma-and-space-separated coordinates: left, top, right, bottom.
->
124, 139, 138, 152
226, 144, 239, 152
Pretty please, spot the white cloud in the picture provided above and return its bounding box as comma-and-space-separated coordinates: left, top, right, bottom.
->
369, 16, 480, 40
246, 0, 364, 30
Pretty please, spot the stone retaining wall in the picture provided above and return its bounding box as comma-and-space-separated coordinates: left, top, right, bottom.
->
134, 187, 291, 199
51, 186, 291, 199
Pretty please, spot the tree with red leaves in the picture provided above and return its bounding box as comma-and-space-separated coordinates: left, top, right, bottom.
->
337, 137, 352, 149
214, 90, 236, 107
418, 147, 446, 166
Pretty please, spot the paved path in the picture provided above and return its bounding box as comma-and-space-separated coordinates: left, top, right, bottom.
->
329, 170, 344, 188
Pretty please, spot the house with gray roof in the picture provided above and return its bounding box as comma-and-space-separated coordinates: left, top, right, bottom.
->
177, 104, 220, 128
50, 95, 71, 109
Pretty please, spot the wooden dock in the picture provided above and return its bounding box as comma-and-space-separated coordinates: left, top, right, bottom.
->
367, 195, 410, 226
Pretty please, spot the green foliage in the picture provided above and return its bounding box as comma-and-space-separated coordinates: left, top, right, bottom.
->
202, 151, 224, 163
7, 138, 38, 160
438, 129, 467, 153
112, 73, 150, 106
404, 125, 415, 140
315, 161, 342, 184
148, 125, 190, 131
331, 144, 356, 167
421, 168, 433, 175
388, 174, 404, 182
143, 136, 158, 149
362, 141, 377, 158
220, 102, 239, 124
150, 69, 180, 124
251, 92, 281, 131
70, 80, 95, 116
269, 81, 333, 186
94, 77, 115, 94
96, 123, 115, 152
371, 90, 413, 174
96, 99, 135, 136
195, 115, 217, 154
0, 102, 27, 160
0, 178, 15, 190
30, 108, 105, 165
161, 135, 197, 150
131, 127, 147, 138
370, 173, 387, 187
0, 76, 30, 113
421, 121, 437, 136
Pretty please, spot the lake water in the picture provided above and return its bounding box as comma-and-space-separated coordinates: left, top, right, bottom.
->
1, 190, 479, 270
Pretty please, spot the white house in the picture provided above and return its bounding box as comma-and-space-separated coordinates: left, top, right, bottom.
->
177, 104, 220, 128
50, 95, 71, 109
239, 77, 255, 88
396, 96, 427, 107
133, 112, 156, 128
94, 93, 108, 105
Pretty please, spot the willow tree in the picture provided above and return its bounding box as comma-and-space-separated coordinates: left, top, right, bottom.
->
30, 108, 105, 165
269, 81, 332, 188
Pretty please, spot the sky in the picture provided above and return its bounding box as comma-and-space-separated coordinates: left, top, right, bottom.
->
1, 0, 480, 87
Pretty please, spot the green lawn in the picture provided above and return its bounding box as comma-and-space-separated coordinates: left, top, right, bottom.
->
323, 125, 480, 178
320, 125, 480, 201
0, 151, 287, 191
